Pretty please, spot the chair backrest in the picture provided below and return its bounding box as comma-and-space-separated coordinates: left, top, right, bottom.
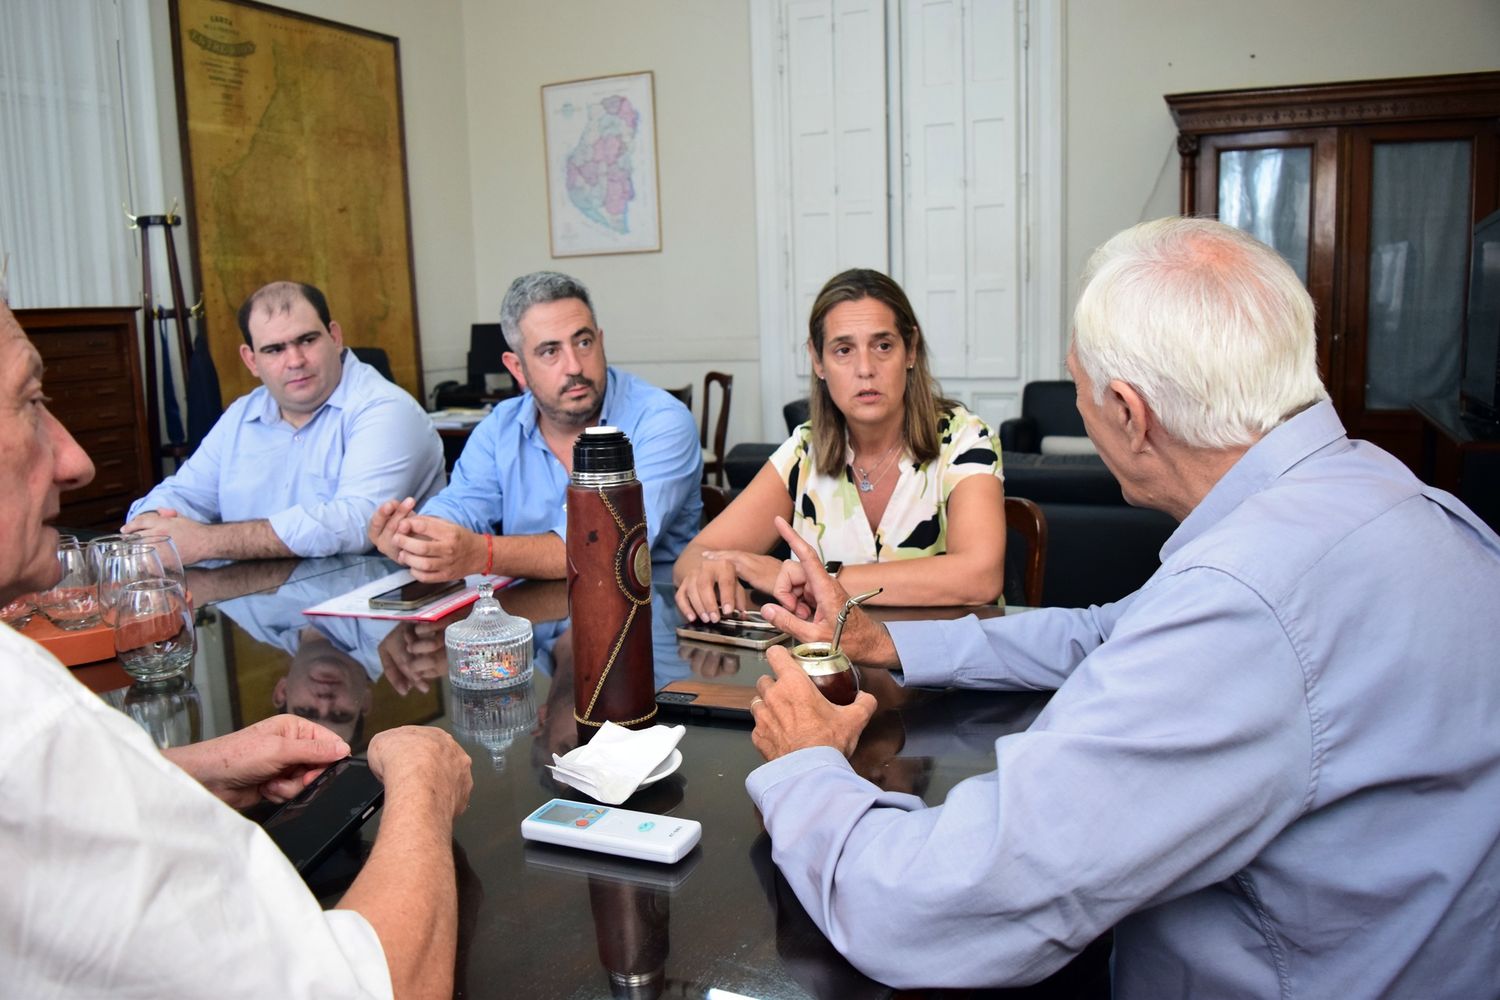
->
1022, 380, 1086, 438
350, 346, 395, 382
782, 397, 810, 435
700, 483, 731, 526
1003, 495, 1048, 607
701, 372, 733, 485
666, 384, 693, 408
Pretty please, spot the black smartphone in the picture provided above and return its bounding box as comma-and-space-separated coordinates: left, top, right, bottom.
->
674, 612, 788, 650
261, 757, 385, 874
367, 578, 465, 611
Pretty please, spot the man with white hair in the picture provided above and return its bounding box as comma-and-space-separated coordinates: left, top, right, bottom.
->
744, 218, 1500, 996
0, 299, 474, 997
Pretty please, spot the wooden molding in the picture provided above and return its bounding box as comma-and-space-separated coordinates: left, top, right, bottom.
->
1166, 71, 1500, 135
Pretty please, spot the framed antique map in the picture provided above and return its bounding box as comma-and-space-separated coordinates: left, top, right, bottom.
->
170, 0, 422, 401
541, 71, 661, 257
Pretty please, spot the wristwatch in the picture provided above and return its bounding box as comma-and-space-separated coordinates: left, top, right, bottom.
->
823, 560, 843, 577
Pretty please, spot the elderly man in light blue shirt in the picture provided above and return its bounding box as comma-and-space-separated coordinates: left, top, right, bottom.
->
745, 219, 1500, 997
369, 271, 700, 582
125, 282, 445, 564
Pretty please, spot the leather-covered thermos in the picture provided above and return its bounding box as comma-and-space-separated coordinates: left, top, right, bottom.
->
567, 426, 656, 728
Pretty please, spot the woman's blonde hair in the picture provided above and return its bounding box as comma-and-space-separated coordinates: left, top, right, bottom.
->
805, 269, 957, 477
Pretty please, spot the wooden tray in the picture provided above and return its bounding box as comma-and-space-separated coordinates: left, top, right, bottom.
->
21, 615, 116, 667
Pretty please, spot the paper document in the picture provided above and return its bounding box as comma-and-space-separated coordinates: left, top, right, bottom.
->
303, 568, 513, 621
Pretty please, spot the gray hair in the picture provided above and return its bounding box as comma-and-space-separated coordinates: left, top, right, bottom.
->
498, 271, 596, 352
1072, 217, 1328, 450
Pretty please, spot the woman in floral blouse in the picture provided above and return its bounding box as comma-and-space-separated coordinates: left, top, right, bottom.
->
674, 269, 1006, 621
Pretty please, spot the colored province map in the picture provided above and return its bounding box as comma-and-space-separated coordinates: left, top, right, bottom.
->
564, 95, 640, 235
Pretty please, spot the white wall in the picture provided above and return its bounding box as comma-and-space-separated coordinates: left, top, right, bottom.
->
1063, 0, 1500, 361
458, 0, 762, 448
148, 0, 476, 407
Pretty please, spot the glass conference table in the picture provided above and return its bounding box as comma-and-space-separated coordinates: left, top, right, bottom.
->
79, 554, 1111, 999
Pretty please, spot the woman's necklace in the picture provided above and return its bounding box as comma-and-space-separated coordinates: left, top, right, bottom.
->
853, 442, 902, 493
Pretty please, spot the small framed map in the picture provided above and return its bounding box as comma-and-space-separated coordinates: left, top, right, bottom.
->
541, 71, 661, 257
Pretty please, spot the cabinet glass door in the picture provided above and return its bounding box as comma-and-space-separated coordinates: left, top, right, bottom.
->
1218, 147, 1313, 283
1363, 140, 1472, 411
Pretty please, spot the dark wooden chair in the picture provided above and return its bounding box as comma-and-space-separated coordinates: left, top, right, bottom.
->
700, 483, 731, 526
666, 384, 693, 408
701, 372, 732, 486
1004, 495, 1048, 607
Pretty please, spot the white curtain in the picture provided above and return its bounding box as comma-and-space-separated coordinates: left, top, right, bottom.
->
0, 0, 167, 309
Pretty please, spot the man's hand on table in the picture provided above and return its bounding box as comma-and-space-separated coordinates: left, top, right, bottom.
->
367, 726, 473, 819
370, 501, 483, 583
122, 508, 211, 566
378, 619, 448, 695
759, 517, 902, 670
750, 649, 876, 762
162, 715, 351, 809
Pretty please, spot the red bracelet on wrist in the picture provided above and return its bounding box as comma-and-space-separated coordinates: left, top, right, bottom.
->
483, 533, 494, 576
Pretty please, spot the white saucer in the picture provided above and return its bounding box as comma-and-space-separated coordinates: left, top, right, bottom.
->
640, 748, 683, 787
549, 748, 683, 794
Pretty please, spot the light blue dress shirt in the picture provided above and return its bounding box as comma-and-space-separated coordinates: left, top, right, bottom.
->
127, 352, 446, 559
420, 367, 702, 564
747, 401, 1500, 997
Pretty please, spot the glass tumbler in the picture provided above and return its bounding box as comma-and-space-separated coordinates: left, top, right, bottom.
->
36, 540, 102, 630
97, 543, 167, 627
113, 579, 195, 682
1, 593, 36, 629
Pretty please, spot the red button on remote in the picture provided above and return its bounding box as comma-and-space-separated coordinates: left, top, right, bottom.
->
575, 819, 588, 827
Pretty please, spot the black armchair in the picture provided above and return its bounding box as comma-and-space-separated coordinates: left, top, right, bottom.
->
999, 380, 1086, 453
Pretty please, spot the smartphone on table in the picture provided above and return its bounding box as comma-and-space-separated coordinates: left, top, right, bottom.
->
674, 610, 788, 650
261, 756, 385, 875
367, 578, 465, 611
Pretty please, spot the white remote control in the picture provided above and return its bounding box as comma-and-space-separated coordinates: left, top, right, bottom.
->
520, 799, 701, 864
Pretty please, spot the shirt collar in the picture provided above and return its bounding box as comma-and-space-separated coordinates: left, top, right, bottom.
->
1163, 399, 1347, 558
245, 348, 352, 426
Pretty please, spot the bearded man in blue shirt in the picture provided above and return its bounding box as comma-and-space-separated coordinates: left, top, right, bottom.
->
746, 218, 1500, 997
369, 271, 701, 581
125, 281, 446, 564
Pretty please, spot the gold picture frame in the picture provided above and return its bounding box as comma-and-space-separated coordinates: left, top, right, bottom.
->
169, 0, 424, 401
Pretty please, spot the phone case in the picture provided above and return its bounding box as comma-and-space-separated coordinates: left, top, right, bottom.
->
673, 620, 788, 650
655, 679, 759, 718
368, 580, 465, 610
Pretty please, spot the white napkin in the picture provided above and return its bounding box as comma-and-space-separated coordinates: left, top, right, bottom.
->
549, 721, 685, 804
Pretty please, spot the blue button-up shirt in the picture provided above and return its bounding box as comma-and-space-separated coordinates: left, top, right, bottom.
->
747, 401, 1500, 997
128, 352, 446, 558
421, 367, 702, 564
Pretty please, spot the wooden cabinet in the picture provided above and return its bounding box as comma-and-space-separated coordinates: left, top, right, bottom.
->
17, 307, 154, 530
1167, 72, 1500, 471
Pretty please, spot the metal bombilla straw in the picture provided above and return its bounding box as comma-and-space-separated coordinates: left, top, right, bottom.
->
830, 587, 883, 655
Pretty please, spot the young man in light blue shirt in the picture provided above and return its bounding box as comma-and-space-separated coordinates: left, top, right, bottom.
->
369, 271, 701, 582
125, 282, 445, 564
746, 219, 1500, 997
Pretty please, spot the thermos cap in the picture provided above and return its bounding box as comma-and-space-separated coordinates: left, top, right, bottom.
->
573, 426, 637, 484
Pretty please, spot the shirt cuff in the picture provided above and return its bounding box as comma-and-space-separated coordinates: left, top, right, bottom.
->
887, 619, 961, 687
745, 745, 853, 809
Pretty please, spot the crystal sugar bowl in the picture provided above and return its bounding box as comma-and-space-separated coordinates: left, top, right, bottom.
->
445, 583, 533, 690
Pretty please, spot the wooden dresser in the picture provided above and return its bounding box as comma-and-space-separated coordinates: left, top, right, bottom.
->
16, 307, 154, 530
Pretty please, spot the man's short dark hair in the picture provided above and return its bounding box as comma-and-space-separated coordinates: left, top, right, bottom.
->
498, 272, 595, 352
236, 282, 332, 347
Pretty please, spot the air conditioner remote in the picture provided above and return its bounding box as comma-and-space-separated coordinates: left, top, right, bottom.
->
520, 798, 701, 864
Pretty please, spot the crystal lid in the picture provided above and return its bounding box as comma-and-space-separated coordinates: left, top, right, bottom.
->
445, 582, 532, 647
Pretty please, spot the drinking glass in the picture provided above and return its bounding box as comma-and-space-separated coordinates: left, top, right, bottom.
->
36, 541, 102, 630
1, 593, 36, 629
97, 543, 167, 626
124, 533, 186, 591
86, 534, 127, 580
113, 579, 195, 682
